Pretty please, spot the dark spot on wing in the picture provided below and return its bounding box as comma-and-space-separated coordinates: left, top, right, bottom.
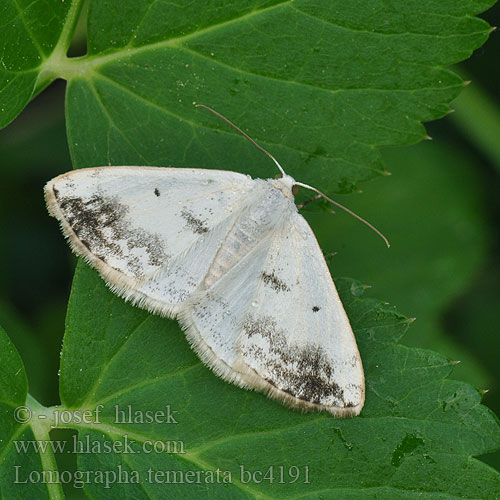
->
312, 306, 320, 312
154, 188, 160, 197
242, 315, 351, 406
261, 271, 290, 292
55, 191, 167, 277
181, 209, 209, 234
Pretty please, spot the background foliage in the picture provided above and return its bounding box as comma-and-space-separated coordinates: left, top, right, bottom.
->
0, 0, 499, 498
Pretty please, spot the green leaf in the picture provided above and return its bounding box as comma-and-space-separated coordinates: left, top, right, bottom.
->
1, 0, 494, 192
0, 325, 27, 410
0, 328, 62, 499
0, 301, 51, 403
64, 0, 493, 193
48, 262, 500, 498
0, 0, 81, 128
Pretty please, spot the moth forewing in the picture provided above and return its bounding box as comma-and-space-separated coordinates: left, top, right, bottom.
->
180, 193, 364, 416
44, 166, 253, 316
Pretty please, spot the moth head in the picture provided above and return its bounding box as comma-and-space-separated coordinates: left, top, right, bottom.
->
272, 174, 298, 198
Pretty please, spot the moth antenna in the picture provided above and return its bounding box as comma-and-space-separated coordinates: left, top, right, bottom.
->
195, 104, 287, 177
294, 182, 390, 248
195, 104, 388, 247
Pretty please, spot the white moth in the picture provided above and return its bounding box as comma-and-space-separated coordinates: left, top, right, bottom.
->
45, 106, 388, 417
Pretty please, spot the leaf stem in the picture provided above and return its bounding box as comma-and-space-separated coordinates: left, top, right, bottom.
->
38, 0, 85, 84
27, 395, 65, 500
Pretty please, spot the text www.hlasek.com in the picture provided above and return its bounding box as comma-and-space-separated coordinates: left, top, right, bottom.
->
14, 434, 184, 455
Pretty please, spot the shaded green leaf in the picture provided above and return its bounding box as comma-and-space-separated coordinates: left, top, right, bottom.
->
0, 328, 59, 499
0, 301, 51, 403
0, 325, 27, 407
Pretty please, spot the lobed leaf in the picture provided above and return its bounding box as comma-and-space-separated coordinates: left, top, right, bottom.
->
51, 263, 500, 499
65, 0, 494, 192
0, 0, 495, 193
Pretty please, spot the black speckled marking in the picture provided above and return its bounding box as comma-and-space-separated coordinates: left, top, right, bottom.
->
243, 315, 277, 338
154, 188, 160, 197
55, 190, 167, 277
181, 209, 209, 234
243, 314, 348, 406
261, 271, 290, 292
312, 306, 320, 312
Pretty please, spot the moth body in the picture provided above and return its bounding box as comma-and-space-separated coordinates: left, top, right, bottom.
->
202, 177, 296, 289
